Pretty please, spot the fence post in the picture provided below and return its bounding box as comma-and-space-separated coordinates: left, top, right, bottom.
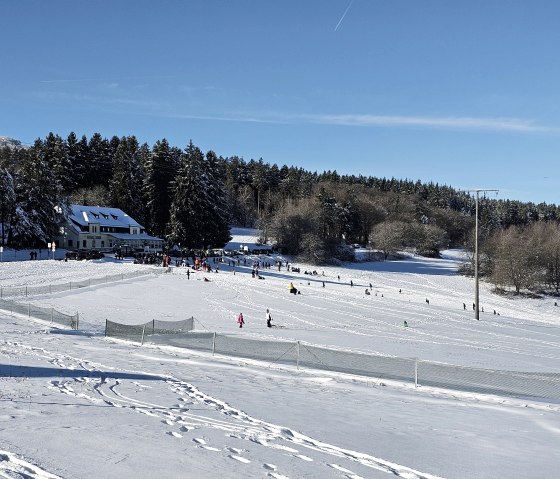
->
212, 332, 216, 356
296, 341, 300, 370
414, 359, 418, 387
70, 281, 72, 290
51, 308, 54, 324
76, 312, 79, 330
28, 303, 30, 317
141, 326, 146, 345
105, 319, 107, 337
1, 286, 2, 298
89, 278, 91, 287
25, 286, 28, 297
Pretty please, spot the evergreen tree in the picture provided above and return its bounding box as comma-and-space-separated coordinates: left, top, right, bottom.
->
44, 132, 73, 193
73, 134, 90, 189
10, 143, 68, 246
109, 136, 145, 221
0, 163, 16, 246
167, 142, 231, 249
88, 133, 111, 187
144, 139, 176, 238
204, 150, 232, 247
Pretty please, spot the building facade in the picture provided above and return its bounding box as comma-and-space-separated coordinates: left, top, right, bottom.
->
57, 205, 164, 253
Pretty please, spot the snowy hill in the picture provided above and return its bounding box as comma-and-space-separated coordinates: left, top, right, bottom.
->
0, 240, 558, 478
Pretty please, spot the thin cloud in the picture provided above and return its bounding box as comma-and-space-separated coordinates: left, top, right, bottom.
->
39, 74, 182, 84
292, 113, 559, 133
162, 111, 560, 134
27, 84, 560, 134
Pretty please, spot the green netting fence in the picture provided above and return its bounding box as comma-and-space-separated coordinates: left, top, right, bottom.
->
0, 297, 79, 329
105, 317, 195, 343
0, 270, 163, 298
143, 332, 560, 401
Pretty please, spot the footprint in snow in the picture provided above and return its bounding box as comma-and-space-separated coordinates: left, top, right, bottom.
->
328, 464, 364, 479
268, 473, 290, 479
270, 444, 299, 453
162, 419, 174, 425
168, 431, 182, 438
263, 464, 277, 471
201, 446, 221, 452
294, 454, 313, 462
193, 438, 206, 445
250, 437, 268, 446
227, 447, 243, 454
135, 408, 158, 417
229, 455, 250, 464
180, 426, 192, 432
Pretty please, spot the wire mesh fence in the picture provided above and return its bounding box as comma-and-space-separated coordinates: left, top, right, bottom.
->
142, 332, 560, 401
0, 298, 79, 329
0, 270, 162, 298
105, 317, 195, 343
1, 268, 558, 401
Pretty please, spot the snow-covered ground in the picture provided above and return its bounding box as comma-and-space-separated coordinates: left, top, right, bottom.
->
1, 233, 559, 478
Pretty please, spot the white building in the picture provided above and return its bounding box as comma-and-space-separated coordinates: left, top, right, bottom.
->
58, 205, 164, 253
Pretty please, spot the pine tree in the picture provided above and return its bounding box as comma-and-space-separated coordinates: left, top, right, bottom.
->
44, 132, 73, 193
11, 142, 68, 246
73, 134, 90, 189
167, 142, 231, 249
144, 139, 176, 238
204, 150, 232, 248
0, 163, 16, 246
88, 133, 111, 187
109, 136, 145, 221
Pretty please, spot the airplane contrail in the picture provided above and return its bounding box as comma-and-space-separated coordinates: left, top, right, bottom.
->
334, 0, 354, 31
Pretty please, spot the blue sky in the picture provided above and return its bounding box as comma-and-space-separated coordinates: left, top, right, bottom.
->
1, 1, 560, 204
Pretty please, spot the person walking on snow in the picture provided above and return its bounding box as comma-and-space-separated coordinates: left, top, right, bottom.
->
237, 313, 245, 328
266, 309, 273, 328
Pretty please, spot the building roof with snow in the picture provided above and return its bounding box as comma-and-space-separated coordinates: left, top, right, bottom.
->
69, 205, 142, 229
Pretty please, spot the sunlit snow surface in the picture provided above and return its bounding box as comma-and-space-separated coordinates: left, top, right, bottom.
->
0, 236, 559, 478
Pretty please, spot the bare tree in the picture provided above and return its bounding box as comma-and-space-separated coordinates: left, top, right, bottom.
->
372, 221, 406, 260
490, 226, 542, 293
531, 222, 560, 292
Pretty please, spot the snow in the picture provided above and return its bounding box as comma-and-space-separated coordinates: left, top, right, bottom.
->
1, 236, 559, 478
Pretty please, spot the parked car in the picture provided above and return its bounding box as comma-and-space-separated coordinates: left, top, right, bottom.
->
65, 251, 79, 260
86, 250, 105, 260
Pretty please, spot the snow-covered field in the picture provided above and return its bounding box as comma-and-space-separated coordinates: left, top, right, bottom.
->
1, 230, 559, 478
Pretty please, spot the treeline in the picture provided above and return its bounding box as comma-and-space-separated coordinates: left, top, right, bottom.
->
1, 132, 560, 276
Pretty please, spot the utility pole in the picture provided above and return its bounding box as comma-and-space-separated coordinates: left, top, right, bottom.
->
464, 189, 498, 320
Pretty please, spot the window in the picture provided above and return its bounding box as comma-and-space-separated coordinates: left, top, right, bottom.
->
68, 240, 73, 247
82, 240, 87, 248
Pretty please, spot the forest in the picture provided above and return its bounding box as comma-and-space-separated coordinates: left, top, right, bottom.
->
1, 132, 560, 293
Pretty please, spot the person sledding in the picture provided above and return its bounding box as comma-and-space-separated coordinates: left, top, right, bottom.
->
266, 308, 273, 328
289, 282, 298, 295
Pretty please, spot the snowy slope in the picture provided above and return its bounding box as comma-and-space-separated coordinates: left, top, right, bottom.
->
0, 239, 559, 478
